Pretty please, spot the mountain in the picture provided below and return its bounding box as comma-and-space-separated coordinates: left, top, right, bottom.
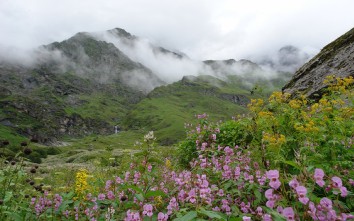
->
258, 45, 312, 74
0, 27, 293, 145
283, 28, 354, 97
0, 31, 163, 143
44, 31, 165, 92
106, 28, 186, 59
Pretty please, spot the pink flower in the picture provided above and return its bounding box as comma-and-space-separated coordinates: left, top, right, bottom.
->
167, 197, 179, 215
296, 185, 307, 195
98, 193, 105, 200
157, 212, 168, 221
289, 178, 299, 189
266, 200, 275, 208
125, 210, 141, 221
320, 197, 332, 210
314, 168, 325, 187
105, 180, 113, 191
142, 204, 153, 217
242, 216, 251, 221
147, 164, 152, 172
267, 170, 281, 189
277, 206, 283, 214
221, 199, 231, 215
331, 176, 343, 188
349, 179, 354, 186
265, 189, 274, 200
295, 186, 309, 205
340, 186, 348, 197
263, 214, 272, 221
188, 189, 197, 204
282, 207, 295, 221
107, 191, 115, 200
267, 170, 279, 180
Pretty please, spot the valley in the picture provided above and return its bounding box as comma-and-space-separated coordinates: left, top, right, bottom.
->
0, 27, 353, 220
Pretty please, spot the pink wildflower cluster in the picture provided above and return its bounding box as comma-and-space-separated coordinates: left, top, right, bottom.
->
27, 117, 353, 220
30, 191, 62, 216
308, 197, 354, 220
125, 210, 141, 221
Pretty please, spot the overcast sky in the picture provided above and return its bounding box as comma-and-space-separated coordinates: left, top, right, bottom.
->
1, 0, 353, 60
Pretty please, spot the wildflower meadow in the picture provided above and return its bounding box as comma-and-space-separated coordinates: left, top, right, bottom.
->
0, 76, 353, 220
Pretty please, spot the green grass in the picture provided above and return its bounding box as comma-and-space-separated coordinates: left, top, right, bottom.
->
123, 75, 268, 144
0, 125, 26, 145
64, 93, 130, 125
41, 130, 176, 173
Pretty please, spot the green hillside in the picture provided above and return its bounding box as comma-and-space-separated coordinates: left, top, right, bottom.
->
123, 75, 287, 144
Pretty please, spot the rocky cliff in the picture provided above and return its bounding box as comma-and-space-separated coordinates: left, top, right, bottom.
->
283, 28, 354, 98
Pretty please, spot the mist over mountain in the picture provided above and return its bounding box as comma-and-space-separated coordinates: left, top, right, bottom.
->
0, 27, 314, 144
1, 27, 309, 92
255, 45, 313, 73
91, 28, 305, 85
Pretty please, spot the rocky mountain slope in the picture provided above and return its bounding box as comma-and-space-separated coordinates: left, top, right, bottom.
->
283, 28, 354, 97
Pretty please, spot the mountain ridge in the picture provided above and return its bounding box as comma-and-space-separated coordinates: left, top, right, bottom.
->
0, 27, 309, 145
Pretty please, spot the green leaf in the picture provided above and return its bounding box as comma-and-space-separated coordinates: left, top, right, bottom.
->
4, 191, 13, 202
122, 185, 144, 194
63, 191, 75, 199
147, 157, 163, 164
3, 211, 23, 221
282, 160, 301, 170
174, 211, 197, 221
253, 189, 263, 205
145, 190, 166, 198
135, 193, 144, 202
199, 208, 226, 220
228, 217, 242, 221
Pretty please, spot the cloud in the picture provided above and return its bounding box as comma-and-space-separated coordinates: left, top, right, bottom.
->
93, 30, 213, 83
1, 0, 354, 62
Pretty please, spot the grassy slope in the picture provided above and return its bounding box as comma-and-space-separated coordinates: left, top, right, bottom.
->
41, 130, 176, 172
123, 75, 277, 145
0, 125, 26, 145
64, 93, 130, 126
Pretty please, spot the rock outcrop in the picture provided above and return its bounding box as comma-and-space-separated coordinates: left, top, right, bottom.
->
283, 28, 354, 98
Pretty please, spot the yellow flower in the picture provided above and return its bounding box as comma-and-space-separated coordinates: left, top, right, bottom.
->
324, 75, 354, 93
262, 132, 286, 146
258, 111, 273, 117
248, 99, 264, 112
155, 196, 163, 206
294, 120, 319, 133
75, 169, 89, 197
310, 103, 320, 114
289, 99, 302, 109
268, 91, 291, 104
165, 159, 172, 169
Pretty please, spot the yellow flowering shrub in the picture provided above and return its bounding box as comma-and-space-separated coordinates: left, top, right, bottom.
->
247, 98, 264, 112
288, 99, 302, 109
262, 132, 286, 146
294, 120, 319, 133
75, 169, 89, 197
165, 158, 172, 169
324, 75, 354, 94
268, 91, 291, 104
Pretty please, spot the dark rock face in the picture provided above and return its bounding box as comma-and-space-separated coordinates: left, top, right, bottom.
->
283, 28, 354, 98
219, 94, 250, 106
